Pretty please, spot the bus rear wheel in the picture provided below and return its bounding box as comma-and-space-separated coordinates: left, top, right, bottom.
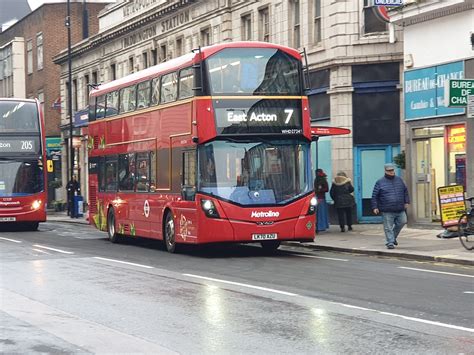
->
107, 208, 121, 243
260, 240, 281, 252
164, 212, 177, 253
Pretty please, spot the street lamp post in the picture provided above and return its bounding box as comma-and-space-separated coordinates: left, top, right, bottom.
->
66, 0, 74, 217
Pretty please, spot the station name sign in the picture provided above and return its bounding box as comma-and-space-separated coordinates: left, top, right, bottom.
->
0, 137, 39, 154
214, 99, 302, 135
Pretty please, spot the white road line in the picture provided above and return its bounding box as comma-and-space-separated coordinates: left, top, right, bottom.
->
32, 244, 74, 255
331, 301, 474, 333
297, 254, 348, 262
93, 257, 154, 269
463, 291, 474, 294
0, 237, 22, 243
183, 273, 299, 296
398, 266, 474, 278
32, 248, 51, 254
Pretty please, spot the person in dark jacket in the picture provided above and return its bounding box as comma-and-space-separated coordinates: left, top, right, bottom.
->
314, 169, 329, 232
371, 163, 410, 249
330, 171, 355, 232
66, 175, 80, 217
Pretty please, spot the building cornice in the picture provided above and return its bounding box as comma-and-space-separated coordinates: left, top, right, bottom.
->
390, 0, 473, 26
53, 0, 196, 64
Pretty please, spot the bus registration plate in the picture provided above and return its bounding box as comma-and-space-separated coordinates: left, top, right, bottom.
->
0, 217, 16, 222
252, 233, 277, 241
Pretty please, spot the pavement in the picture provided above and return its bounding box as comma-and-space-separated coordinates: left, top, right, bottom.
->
46, 211, 474, 266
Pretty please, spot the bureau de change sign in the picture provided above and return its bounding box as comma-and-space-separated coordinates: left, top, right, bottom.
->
445, 79, 474, 107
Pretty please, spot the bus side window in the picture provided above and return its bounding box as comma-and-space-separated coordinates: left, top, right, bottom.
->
105, 158, 118, 192
181, 150, 196, 201
137, 81, 151, 109
136, 152, 149, 192
120, 85, 137, 113
106, 91, 119, 117
179, 67, 194, 99
89, 96, 96, 122
118, 153, 135, 191
151, 77, 160, 106
96, 95, 106, 119
160, 72, 177, 103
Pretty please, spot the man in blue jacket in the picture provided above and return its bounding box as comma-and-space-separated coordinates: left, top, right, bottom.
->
371, 163, 410, 249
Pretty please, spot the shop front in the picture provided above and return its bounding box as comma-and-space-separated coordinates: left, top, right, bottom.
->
411, 123, 466, 222
404, 60, 468, 224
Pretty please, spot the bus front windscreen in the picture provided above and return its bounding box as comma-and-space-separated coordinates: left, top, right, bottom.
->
206, 48, 301, 96
0, 101, 39, 133
0, 159, 44, 196
198, 139, 311, 205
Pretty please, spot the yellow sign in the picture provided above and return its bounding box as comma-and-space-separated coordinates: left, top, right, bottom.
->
47, 160, 54, 173
437, 185, 465, 227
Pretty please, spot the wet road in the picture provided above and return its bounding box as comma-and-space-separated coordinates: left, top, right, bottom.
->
1, 221, 473, 354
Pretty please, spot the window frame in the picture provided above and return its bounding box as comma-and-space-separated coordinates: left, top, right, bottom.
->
36, 33, 43, 71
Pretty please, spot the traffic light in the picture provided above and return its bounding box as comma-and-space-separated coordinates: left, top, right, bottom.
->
47, 159, 54, 173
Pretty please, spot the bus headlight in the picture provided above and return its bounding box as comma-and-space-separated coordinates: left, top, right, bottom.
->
32, 200, 42, 210
201, 199, 220, 218
307, 196, 317, 215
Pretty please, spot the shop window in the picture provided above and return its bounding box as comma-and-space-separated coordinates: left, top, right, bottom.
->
447, 125, 466, 189
307, 69, 330, 121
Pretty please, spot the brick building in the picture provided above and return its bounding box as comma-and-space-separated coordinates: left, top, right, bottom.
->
0, 1, 109, 203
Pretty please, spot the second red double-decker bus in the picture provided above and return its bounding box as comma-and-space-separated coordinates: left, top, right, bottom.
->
0, 98, 47, 230
88, 41, 316, 252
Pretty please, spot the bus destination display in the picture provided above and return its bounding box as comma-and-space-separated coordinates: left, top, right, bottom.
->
214, 99, 302, 135
0, 137, 39, 154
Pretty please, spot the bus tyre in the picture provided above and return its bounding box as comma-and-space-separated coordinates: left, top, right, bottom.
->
107, 208, 120, 243
164, 212, 177, 253
260, 240, 281, 252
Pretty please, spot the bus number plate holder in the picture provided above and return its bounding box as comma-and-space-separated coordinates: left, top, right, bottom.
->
252, 233, 277, 241
0, 217, 16, 222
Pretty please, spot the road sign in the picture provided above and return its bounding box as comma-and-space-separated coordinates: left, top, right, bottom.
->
445, 79, 474, 107
468, 95, 474, 119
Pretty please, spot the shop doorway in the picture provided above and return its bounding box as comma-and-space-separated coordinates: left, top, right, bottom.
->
354, 145, 400, 223
413, 137, 445, 222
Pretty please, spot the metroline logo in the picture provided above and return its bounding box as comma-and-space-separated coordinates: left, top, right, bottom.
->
251, 211, 280, 218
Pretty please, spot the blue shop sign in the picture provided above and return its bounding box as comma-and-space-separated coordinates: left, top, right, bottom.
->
46, 137, 62, 154
73, 107, 89, 127
404, 61, 464, 120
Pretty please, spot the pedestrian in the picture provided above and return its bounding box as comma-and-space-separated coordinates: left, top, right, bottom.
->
314, 168, 329, 232
66, 175, 80, 217
371, 163, 410, 249
330, 171, 355, 232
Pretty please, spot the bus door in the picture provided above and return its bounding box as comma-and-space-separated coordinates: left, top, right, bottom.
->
173, 148, 198, 243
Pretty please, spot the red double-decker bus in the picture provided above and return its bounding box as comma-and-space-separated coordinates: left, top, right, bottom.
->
0, 98, 47, 230
88, 41, 316, 252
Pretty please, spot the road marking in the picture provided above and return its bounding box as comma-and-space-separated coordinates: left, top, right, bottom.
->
32, 248, 51, 254
32, 244, 74, 254
93, 257, 154, 269
0, 237, 22, 243
331, 301, 474, 333
183, 274, 298, 296
297, 254, 348, 262
464, 291, 474, 294
398, 266, 474, 278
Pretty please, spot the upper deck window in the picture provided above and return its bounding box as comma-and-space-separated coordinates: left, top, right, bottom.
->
206, 48, 301, 96
179, 67, 194, 99
120, 85, 137, 113
0, 101, 39, 133
160, 72, 178, 103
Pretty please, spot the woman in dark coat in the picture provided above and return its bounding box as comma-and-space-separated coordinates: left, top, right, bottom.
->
330, 171, 355, 232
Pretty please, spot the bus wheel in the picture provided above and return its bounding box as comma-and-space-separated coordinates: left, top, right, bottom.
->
107, 208, 120, 243
164, 212, 177, 253
260, 240, 281, 252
